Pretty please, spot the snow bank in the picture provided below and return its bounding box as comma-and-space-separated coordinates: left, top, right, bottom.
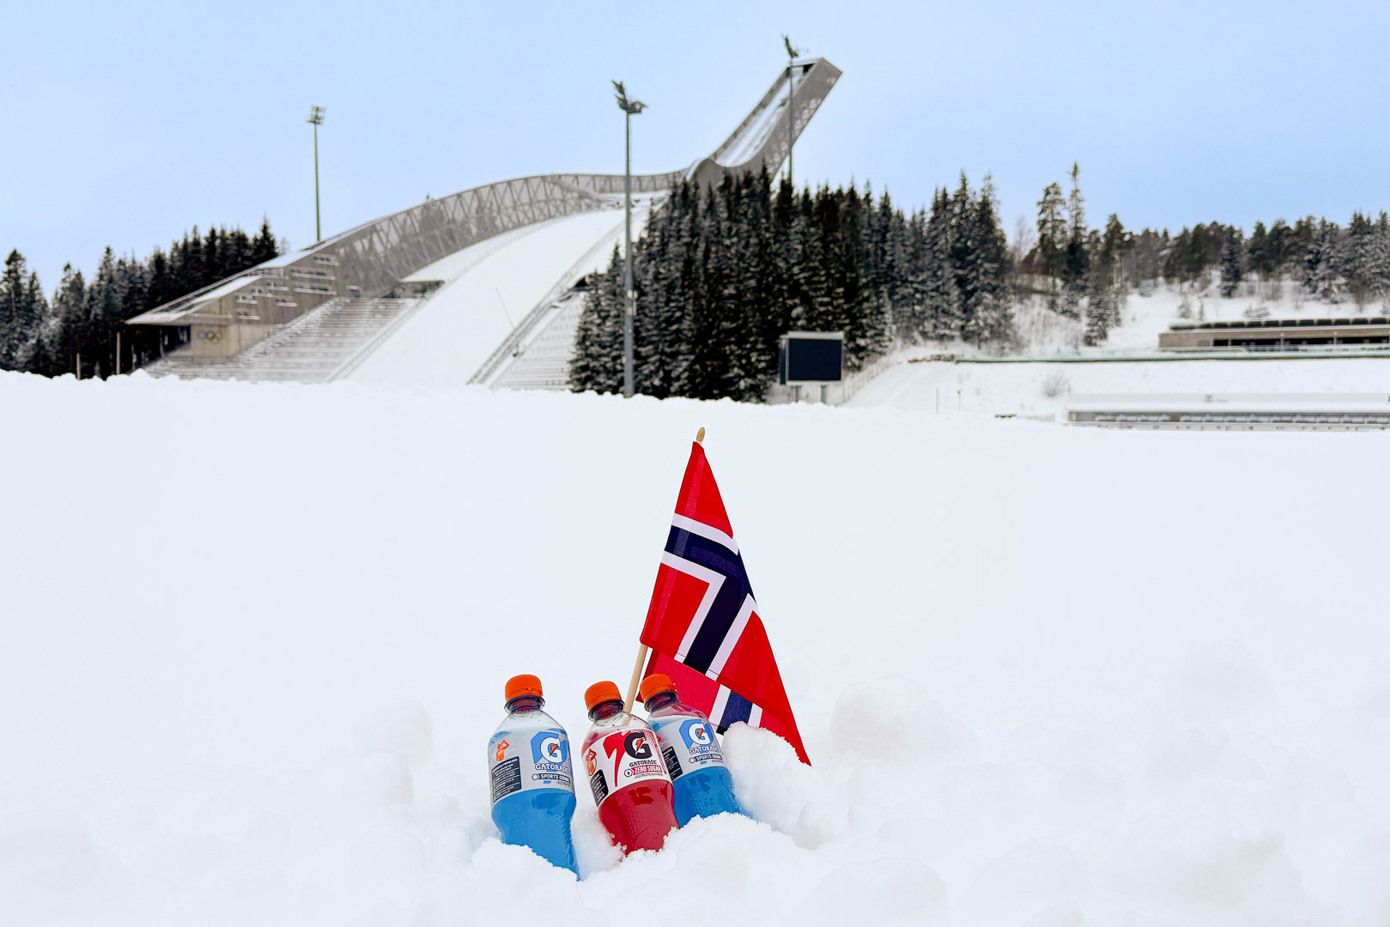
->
3, 370, 1389, 926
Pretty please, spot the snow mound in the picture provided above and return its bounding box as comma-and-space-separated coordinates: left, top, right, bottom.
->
2, 371, 1389, 925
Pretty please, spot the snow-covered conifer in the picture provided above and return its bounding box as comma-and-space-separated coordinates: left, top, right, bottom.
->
1302, 219, 1342, 303
570, 246, 625, 393
1220, 229, 1243, 298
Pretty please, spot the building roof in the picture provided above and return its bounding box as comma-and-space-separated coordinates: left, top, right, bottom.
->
1170, 316, 1390, 331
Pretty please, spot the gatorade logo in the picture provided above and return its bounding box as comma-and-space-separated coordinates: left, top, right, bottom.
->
680, 720, 713, 750
624, 731, 652, 759
593, 728, 670, 795
495, 739, 510, 762
531, 730, 568, 765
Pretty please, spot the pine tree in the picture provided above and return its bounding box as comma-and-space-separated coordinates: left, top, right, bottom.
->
46, 265, 88, 377
1246, 221, 1270, 280
959, 174, 1012, 347
19, 271, 50, 370
1374, 212, 1390, 309
1220, 229, 1243, 298
1082, 215, 1131, 345
204, 227, 223, 283
0, 252, 49, 369
837, 184, 887, 368
771, 178, 804, 344
225, 228, 253, 275
1303, 219, 1342, 303
0, 250, 39, 369
252, 218, 279, 265
1342, 211, 1377, 308
570, 246, 625, 393
1082, 230, 1111, 346
922, 188, 961, 340
1060, 163, 1089, 318
1103, 214, 1132, 327
634, 181, 696, 397
1036, 182, 1066, 308
1266, 219, 1295, 278
746, 170, 784, 384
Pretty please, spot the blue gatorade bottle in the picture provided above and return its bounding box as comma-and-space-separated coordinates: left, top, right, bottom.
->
640, 673, 747, 826
487, 674, 578, 874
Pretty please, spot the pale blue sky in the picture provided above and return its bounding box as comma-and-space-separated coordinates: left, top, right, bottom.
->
4, 0, 1388, 291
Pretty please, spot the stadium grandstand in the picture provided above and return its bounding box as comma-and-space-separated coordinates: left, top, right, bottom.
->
1159, 316, 1390, 352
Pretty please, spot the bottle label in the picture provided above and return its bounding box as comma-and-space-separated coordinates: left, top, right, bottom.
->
651, 717, 726, 780
583, 725, 671, 807
661, 745, 683, 781
488, 729, 575, 806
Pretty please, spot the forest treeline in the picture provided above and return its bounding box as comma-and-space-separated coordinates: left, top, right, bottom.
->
1065, 212, 1390, 310
1021, 163, 1390, 340
0, 222, 279, 377
571, 170, 1013, 400
7, 166, 1390, 394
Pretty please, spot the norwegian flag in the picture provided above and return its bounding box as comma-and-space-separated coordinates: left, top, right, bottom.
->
638, 439, 810, 765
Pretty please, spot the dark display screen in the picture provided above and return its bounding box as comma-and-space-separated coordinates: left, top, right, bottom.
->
784, 337, 843, 382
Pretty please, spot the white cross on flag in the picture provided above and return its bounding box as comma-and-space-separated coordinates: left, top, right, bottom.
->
637, 438, 809, 765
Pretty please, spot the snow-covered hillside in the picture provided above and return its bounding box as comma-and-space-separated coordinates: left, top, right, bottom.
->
1016, 278, 1390, 357
3, 371, 1389, 926
855, 281, 1390, 418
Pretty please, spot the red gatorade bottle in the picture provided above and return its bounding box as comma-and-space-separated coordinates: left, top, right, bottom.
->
580, 681, 678, 854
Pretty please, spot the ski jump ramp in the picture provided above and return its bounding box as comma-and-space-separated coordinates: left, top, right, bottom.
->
132, 59, 841, 386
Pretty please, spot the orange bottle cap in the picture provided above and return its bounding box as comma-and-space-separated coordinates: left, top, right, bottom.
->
639, 673, 676, 703
505, 674, 543, 703
584, 680, 622, 711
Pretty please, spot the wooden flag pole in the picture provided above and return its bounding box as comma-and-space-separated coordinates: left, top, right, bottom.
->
624, 426, 704, 713
623, 644, 649, 714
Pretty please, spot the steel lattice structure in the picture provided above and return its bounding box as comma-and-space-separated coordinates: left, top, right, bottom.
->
327, 172, 684, 301
128, 59, 841, 361
692, 57, 843, 186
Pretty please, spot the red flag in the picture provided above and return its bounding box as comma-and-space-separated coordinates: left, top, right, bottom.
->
639, 440, 810, 764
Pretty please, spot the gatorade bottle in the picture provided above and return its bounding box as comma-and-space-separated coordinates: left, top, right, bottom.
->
641, 673, 747, 826
487, 674, 578, 874
580, 681, 678, 854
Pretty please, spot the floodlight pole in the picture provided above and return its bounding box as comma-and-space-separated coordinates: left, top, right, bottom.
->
624, 107, 633, 397
614, 82, 645, 398
307, 106, 325, 243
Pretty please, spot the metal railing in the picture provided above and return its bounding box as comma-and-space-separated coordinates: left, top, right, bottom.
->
840, 352, 897, 403
953, 342, 1390, 364
470, 200, 655, 386
130, 171, 685, 327
1071, 410, 1390, 430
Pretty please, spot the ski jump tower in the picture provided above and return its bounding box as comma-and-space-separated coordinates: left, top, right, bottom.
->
129, 59, 841, 383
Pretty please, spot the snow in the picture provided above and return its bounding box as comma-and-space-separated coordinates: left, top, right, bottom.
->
398, 223, 549, 285
857, 282, 1390, 417
1101, 282, 1354, 352
350, 208, 644, 387
851, 355, 1390, 417
1005, 278, 1390, 357
4, 370, 1390, 926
